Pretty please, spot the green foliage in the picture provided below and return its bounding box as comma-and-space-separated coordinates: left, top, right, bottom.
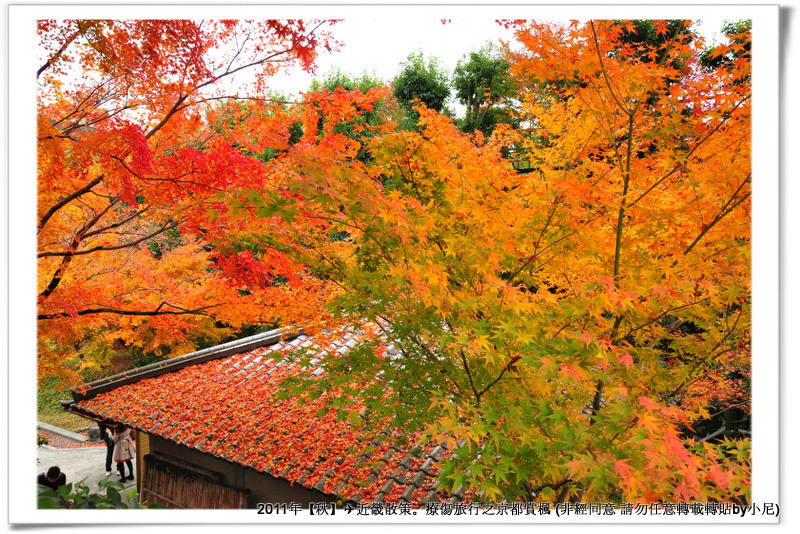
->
37, 376, 68, 413
452, 43, 514, 134
130, 348, 170, 368
37, 478, 161, 509
311, 69, 385, 93
147, 226, 182, 259
720, 19, 753, 37
699, 20, 752, 74
37, 376, 86, 431
207, 323, 278, 347
393, 52, 451, 128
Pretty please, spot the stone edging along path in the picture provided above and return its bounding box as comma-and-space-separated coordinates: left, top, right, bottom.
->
37, 421, 89, 443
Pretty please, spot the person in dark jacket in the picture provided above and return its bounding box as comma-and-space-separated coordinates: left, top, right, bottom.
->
98, 420, 116, 476
37, 465, 66, 490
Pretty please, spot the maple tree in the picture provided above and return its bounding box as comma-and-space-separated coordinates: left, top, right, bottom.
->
37, 19, 340, 383
37, 16, 753, 505
243, 19, 752, 503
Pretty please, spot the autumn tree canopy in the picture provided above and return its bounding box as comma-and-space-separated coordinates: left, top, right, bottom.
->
38, 18, 752, 504
37, 19, 341, 382
241, 19, 752, 503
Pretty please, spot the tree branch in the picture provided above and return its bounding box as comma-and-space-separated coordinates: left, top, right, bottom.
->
666, 307, 744, 401
629, 96, 750, 208
590, 21, 630, 116
475, 354, 520, 399
37, 27, 81, 78
38, 175, 104, 230
81, 206, 152, 240
38, 302, 219, 320
39, 198, 119, 298
37, 220, 179, 258
614, 297, 711, 344
145, 95, 189, 140
143, 20, 330, 141
459, 348, 481, 404
682, 173, 751, 256
503, 198, 560, 286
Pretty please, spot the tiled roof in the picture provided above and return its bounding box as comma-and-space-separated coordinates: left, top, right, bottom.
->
70, 327, 468, 506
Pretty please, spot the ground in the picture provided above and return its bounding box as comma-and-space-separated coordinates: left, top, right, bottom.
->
36, 427, 136, 495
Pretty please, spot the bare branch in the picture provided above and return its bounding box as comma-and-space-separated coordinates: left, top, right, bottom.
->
38, 302, 219, 320
81, 206, 153, 240
614, 297, 711, 344
38, 220, 179, 258
476, 353, 520, 399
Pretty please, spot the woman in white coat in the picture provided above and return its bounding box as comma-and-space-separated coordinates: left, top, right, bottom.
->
112, 424, 136, 482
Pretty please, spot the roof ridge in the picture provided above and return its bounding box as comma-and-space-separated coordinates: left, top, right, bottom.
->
66, 327, 302, 402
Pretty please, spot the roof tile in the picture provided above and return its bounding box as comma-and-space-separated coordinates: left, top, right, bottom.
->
73, 327, 457, 505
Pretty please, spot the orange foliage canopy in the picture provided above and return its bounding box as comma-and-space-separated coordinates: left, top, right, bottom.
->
38, 17, 752, 504
37, 19, 341, 382
243, 20, 752, 503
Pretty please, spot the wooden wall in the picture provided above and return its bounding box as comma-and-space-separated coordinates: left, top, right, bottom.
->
134, 430, 149, 494
141, 453, 248, 508
140, 434, 336, 508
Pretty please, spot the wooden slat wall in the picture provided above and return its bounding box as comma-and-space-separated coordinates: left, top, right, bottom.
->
141, 454, 247, 509
135, 431, 150, 494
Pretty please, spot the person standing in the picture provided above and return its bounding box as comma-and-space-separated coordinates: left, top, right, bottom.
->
111, 424, 135, 482
98, 420, 116, 476
37, 466, 66, 490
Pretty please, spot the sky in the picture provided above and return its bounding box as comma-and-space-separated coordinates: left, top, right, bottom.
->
261, 18, 517, 99
233, 17, 724, 114
34, 12, 727, 117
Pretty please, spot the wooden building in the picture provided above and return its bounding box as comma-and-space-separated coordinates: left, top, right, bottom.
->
63, 327, 460, 509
